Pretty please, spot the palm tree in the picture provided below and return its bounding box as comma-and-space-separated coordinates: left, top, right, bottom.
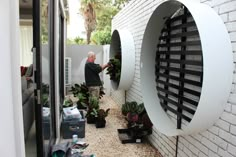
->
80, 0, 98, 44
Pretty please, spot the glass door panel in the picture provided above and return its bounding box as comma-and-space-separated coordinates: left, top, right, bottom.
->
33, 0, 56, 156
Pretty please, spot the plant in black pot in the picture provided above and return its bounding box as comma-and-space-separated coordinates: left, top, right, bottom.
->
70, 83, 89, 109
86, 96, 99, 124
42, 83, 49, 107
70, 83, 105, 109
106, 54, 121, 82
95, 108, 110, 128
77, 93, 88, 109
122, 102, 144, 127
63, 98, 74, 108
121, 101, 152, 139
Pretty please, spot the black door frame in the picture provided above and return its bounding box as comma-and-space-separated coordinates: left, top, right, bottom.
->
32, 0, 44, 156
33, 0, 57, 156
59, 9, 65, 105
48, 0, 57, 150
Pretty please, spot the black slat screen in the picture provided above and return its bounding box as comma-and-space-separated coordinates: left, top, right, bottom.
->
155, 7, 203, 129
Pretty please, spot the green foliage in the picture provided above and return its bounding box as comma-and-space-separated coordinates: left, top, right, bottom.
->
70, 83, 89, 98
97, 108, 110, 119
121, 101, 145, 116
89, 96, 99, 109
42, 83, 49, 107
77, 93, 87, 107
121, 101, 153, 130
63, 98, 73, 108
80, 0, 129, 45
90, 108, 99, 117
42, 93, 49, 107
106, 54, 121, 82
70, 83, 89, 107
74, 36, 86, 45
86, 96, 100, 118
66, 38, 76, 45
91, 26, 111, 45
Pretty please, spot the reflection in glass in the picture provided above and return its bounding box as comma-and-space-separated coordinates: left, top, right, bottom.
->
41, 0, 51, 154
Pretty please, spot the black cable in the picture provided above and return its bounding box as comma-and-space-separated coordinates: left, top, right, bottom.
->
175, 136, 179, 157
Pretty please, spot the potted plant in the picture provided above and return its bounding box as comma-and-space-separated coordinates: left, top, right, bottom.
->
120, 101, 152, 140
42, 83, 49, 107
95, 108, 110, 128
77, 93, 88, 109
63, 97, 73, 108
86, 96, 99, 124
70, 83, 105, 109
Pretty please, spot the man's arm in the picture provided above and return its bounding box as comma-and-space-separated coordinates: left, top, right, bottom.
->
101, 63, 110, 70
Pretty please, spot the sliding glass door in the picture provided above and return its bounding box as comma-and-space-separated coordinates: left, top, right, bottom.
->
33, 0, 56, 156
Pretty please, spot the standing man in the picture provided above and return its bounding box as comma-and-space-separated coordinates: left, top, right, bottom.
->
85, 51, 109, 99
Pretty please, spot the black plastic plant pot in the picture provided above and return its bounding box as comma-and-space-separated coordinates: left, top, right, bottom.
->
95, 120, 106, 128
86, 116, 96, 124
77, 101, 87, 110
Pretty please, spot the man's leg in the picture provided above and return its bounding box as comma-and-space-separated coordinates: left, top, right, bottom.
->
88, 86, 100, 100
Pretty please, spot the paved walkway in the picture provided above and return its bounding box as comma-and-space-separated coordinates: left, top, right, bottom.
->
76, 96, 162, 157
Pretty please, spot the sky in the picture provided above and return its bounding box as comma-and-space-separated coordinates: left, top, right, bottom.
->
67, 0, 86, 39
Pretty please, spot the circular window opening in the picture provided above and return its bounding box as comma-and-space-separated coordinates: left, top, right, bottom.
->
156, 6, 203, 128
140, 0, 233, 136
109, 29, 135, 90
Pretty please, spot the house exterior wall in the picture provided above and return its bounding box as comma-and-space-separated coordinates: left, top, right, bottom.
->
111, 0, 236, 156
0, 0, 25, 157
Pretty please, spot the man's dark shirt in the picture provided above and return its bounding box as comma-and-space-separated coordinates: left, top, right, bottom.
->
85, 61, 102, 87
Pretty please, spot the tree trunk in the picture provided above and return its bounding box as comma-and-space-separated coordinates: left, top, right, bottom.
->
86, 30, 91, 44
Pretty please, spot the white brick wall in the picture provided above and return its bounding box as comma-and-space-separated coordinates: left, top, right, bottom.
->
111, 0, 236, 156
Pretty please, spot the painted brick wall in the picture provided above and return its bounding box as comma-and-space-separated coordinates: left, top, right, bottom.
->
111, 0, 236, 156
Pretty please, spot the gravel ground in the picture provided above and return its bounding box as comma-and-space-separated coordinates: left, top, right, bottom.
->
61, 96, 162, 157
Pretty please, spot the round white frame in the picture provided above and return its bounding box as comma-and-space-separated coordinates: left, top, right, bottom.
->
140, 0, 233, 136
110, 29, 135, 90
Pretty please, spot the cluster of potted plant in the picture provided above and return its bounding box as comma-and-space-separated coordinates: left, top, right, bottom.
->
70, 83, 89, 109
70, 83, 109, 128
70, 83, 105, 109
121, 101, 153, 139
106, 53, 121, 82
86, 96, 110, 128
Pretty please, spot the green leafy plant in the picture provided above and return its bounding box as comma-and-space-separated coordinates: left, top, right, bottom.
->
74, 36, 86, 45
88, 96, 99, 110
96, 108, 110, 120
42, 83, 49, 107
70, 83, 89, 108
42, 93, 49, 107
63, 99, 73, 107
121, 101, 144, 116
91, 26, 111, 45
86, 96, 99, 117
70, 83, 88, 97
70, 83, 105, 106
106, 54, 121, 82
63, 98, 73, 108
121, 101, 152, 132
95, 108, 110, 128
77, 93, 87, 108
86, 96, 100, 124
